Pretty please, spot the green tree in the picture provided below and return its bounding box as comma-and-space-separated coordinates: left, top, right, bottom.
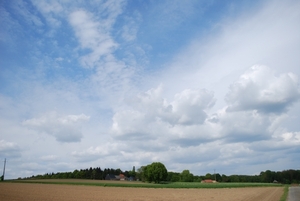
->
137, 166, 147, 182
221, 174, 228, 182
193, 175, 202, 182
215, 173, 221, 182
205, 173, 212, 179
145, 162, 168, 183
229, 175, 240, 182
180, 170, 194, 182
92, 169, 96, 179
167, 172, 180, 182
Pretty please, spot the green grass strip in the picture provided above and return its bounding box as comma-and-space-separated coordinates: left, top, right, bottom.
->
6, 179, 283, 189
279, 185, 289, 201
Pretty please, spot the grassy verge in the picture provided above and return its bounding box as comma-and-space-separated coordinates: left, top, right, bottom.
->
6, 179, 284, 189
279, 185, 289, 201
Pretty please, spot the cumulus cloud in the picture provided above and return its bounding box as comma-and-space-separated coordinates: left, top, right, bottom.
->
204, 65, 300, 144
23, 112, 90, 142
281, 131, 300, 145
111, 86, 216, 148
226, 65, 300, 113
171, 89, 215, 125
143, 63, 300, 172
216, 110, 272, 143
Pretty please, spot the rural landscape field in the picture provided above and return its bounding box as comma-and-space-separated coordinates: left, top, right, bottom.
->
0, 180, 285, 201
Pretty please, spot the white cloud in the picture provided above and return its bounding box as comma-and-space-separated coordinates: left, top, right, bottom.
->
20, 162, 44, 171
220, 143, 253, 160
40, 155, 58, 161
281, 131, 300, 144
120, 12, 141, 42
155, 0, 300, 113
31, 0, 63, 27
72, 143, 121, 162
23, 112, 90, 143
168, 143, 220, 164
91, 54, 135, 98
69, 8, 119, 68
121, 24, 137, 42
0, 140, 21, 158
1, 0, 300, 179
32, 0, 63, 14
226, 65, 300, 113
171, 89, 215, 125
68, 5, 136, 103
111, 66, 300, 173
216, 109, 271, 142
111, 86, 216, 143
11, 1, 44, 27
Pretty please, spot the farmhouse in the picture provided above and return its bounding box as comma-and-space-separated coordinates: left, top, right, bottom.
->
201, 179, 217, 183
105, 174, 128, 181
119, 174, 126, 180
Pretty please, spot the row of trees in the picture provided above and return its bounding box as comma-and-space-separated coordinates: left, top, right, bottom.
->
26, 162, 300, 184
26, 167, 136, 180
167, 169, 300, 184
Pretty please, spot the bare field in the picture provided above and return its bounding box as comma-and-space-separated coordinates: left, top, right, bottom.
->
0, 183, 283, 201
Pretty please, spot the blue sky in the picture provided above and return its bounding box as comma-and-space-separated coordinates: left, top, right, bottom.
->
1, 0, 300, 179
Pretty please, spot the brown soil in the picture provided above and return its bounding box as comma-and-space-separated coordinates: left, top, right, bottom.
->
0, 183, 283, 201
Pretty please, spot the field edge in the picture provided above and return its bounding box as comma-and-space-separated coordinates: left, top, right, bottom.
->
4, 179, 285, 189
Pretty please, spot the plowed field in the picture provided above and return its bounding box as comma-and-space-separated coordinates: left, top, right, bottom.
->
0, 183, 283, 201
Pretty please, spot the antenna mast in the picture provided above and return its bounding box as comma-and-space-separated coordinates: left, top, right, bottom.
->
2, 158, 6, 181
214, 169, 216, 181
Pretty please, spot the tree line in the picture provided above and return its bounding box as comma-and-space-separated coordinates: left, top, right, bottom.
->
163, 169, 300, 184
24, 162, 300, 184
24, 167, 136, 180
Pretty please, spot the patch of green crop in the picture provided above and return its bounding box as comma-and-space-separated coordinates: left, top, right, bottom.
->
158, 182, 281, 189
8, 179, 283, 189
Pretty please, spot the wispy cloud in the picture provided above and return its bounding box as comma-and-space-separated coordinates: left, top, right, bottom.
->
31, 0, 63, 27
69, 9, 118, 68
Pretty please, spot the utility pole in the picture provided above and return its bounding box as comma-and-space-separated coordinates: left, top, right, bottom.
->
2, 158, 6, 181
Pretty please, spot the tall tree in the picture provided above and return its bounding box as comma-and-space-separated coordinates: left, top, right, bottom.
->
145, 162, 168, 183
